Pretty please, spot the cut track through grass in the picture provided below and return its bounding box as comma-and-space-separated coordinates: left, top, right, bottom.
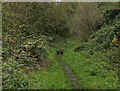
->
27, 39, 118, 89
61, 40, 118, 89
27, 48, 73, 89
57, 56, 79, 89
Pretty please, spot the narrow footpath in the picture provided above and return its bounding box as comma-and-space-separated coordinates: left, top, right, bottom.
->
57, 56, 79, 89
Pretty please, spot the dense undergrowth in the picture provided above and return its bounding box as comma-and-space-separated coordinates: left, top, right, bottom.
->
53, 8, 120, 89
2, 2, 120, 89
60, 40, 118, 89
61, 10, 119, 89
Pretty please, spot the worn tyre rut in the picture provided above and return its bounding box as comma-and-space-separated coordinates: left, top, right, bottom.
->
58, 57, 79, 89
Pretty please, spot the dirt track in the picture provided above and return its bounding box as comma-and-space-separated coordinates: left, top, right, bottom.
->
58, 57, 79, 89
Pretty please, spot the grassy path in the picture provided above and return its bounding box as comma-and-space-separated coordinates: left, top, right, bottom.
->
27, 48, 74, 89
27, 40, 118, 89
61, 40, 118, 89
57, 56, 79, 89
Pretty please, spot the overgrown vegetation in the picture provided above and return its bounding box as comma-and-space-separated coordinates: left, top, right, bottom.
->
2, 2, 120, 89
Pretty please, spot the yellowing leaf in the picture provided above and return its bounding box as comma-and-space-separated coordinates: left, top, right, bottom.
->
19, 25, 22, 28
11, 40, 14, 43
4, 62, 8, 66
110, 27, 113, 29
52, 11, 54, 14
26, 48, 29, 52
112, 35, 117, 43
3, 37, 7, 41
28, 39, 30, 42
41, 41, 44, 45
24, 45, 28, 48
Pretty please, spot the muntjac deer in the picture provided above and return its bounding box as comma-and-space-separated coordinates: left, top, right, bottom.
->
56, 48, 64, 55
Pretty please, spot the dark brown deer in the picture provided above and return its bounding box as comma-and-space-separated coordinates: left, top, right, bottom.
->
56, 48, 64, 55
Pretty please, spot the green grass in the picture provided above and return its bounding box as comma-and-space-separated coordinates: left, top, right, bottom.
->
61, 40, 118, 89
27, 39, 118, 89
27, 48, 73, 89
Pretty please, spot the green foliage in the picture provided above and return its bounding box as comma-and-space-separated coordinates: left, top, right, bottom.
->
2, 2, 77, 89
59, 6, 119, 89
2, 57, 29, 89
75, 7, 120, 53
67, 3, 102, 39
60, 40, 118, 89
2, 30, 50, 88
2, 2, 119, 89
103, 8, 120, 25
28, 48, 73, 89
